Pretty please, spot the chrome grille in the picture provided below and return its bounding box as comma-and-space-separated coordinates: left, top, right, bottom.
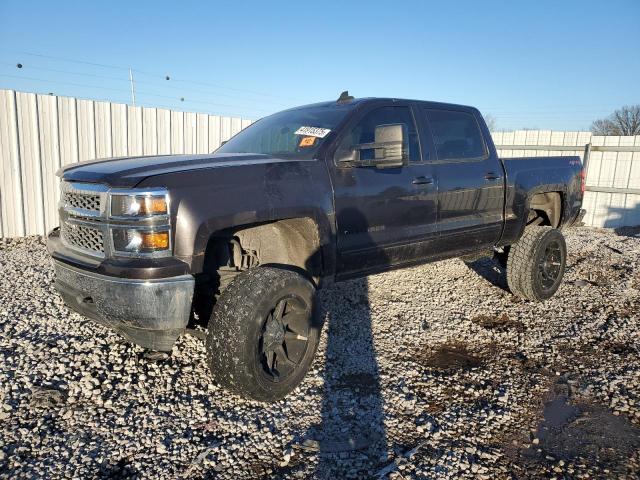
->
62, 191, 101, 212
61, 222, 105, 256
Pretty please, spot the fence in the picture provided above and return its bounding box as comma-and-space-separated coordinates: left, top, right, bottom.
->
1, 88, 639, 238
0, 89, 252, 238
493, 131, 640, 228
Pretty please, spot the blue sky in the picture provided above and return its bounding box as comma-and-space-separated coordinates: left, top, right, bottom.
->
0, 0, 638, 130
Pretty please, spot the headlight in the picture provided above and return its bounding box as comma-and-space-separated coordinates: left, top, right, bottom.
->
110, 193, 168, 218
107, 188, 171, 257
111, 228, 171, 256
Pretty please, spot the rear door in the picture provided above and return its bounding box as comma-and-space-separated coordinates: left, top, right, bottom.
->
423, 108, 504, 250
329, 103, 438, 277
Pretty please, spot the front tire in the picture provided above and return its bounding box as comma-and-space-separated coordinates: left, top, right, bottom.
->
506, 226, 567, 301
205, 266, 322, 402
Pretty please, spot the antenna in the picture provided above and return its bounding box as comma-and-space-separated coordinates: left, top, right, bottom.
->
337, 90, 354, 103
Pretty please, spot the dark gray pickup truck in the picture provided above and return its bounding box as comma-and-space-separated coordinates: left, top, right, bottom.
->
48, 94, 585, 401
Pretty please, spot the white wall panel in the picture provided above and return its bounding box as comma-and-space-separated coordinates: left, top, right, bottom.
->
58, 96, 78, 166
111, 103, 128, 157
0, 90, 24, 237
142, 107, 158, 156
157, 109, 171, 155
196, 113, 209, 154
184, 112, 197, 154
16, 92, 45, 236
76, 99, 96, 162
170, 111, 184, 155
36, 94, 61, 233
94, 101, 112, 159
127, 105, 143, 156
208, 115, 221, 151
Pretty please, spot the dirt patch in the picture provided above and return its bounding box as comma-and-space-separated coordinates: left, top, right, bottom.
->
416, 342, 485, 371
611, 300, 638, 319
603, 340, 638, 356
471, 313, 526, 332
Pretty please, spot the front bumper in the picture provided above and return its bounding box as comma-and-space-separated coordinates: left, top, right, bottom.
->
53, 259, 195, 351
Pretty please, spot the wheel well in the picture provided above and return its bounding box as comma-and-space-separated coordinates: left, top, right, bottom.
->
529, 192, 562, 227
227, 217, 323, 277
191, 218, 322, 325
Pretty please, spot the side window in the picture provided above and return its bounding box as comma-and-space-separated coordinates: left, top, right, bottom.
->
425, 109, 486, 161
337, 106, 421, 163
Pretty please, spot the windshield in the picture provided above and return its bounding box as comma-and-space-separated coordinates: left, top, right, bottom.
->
215, 103, 354, 158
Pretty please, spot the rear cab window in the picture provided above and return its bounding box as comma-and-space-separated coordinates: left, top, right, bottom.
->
424, 109, 487, 161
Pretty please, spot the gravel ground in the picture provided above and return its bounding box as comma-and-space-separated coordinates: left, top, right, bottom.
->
1, 227, 639, 479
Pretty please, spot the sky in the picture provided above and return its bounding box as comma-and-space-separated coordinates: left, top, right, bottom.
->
0, 0, 638, 131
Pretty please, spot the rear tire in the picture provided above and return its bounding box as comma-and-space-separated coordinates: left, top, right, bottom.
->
205, 266, 321, 402
506, 226, 567, 301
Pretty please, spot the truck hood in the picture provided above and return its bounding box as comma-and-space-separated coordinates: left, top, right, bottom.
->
59, 153, 298, 188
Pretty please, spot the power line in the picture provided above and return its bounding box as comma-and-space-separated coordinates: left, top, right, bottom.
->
0, 78, 260, 119
13, 50, 128, 71
0, 60, 293, 107
0, 73, 276, 115
11, 50, 306, 103
0, 61, 131, 83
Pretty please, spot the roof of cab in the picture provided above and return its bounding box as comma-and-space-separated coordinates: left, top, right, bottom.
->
283, 97, 479, 114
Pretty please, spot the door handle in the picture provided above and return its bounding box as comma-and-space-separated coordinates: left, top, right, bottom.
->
484, 173, 501, 181
412, 176, 434, 185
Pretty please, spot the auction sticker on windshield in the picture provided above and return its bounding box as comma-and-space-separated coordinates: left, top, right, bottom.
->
294, 126, 331, 138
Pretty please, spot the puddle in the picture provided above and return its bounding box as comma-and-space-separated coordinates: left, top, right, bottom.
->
527, 393, 640, 467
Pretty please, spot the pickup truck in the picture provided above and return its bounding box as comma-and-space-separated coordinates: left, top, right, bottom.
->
48, 94, 585, 401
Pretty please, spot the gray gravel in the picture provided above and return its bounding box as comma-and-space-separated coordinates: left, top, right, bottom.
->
1, 227, 639, 479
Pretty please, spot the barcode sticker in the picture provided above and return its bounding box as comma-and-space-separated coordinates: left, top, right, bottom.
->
294, 126, 331, 138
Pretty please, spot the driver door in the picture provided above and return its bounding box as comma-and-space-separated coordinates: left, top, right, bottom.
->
328, 103, 438, 278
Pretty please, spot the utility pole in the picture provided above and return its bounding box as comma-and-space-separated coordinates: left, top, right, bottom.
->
129, 68, 136, 106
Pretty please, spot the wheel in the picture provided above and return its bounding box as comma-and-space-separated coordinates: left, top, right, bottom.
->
506, 226, 567, 301
205, 266, 322, 402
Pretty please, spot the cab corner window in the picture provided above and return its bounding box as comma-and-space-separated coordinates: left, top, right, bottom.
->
426, 109, 486, 161
336, 106, 421, 166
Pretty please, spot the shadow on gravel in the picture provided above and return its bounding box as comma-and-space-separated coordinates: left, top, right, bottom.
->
464, 257, 510, 293
297, 207, 389, 478
611, 222, 640, 238
299, 276, 389, 478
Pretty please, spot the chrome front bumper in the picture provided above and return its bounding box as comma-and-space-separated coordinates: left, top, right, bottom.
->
53, 260, 195, 351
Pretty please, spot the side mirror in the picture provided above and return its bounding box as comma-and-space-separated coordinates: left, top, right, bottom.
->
336, 124, 407, 168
